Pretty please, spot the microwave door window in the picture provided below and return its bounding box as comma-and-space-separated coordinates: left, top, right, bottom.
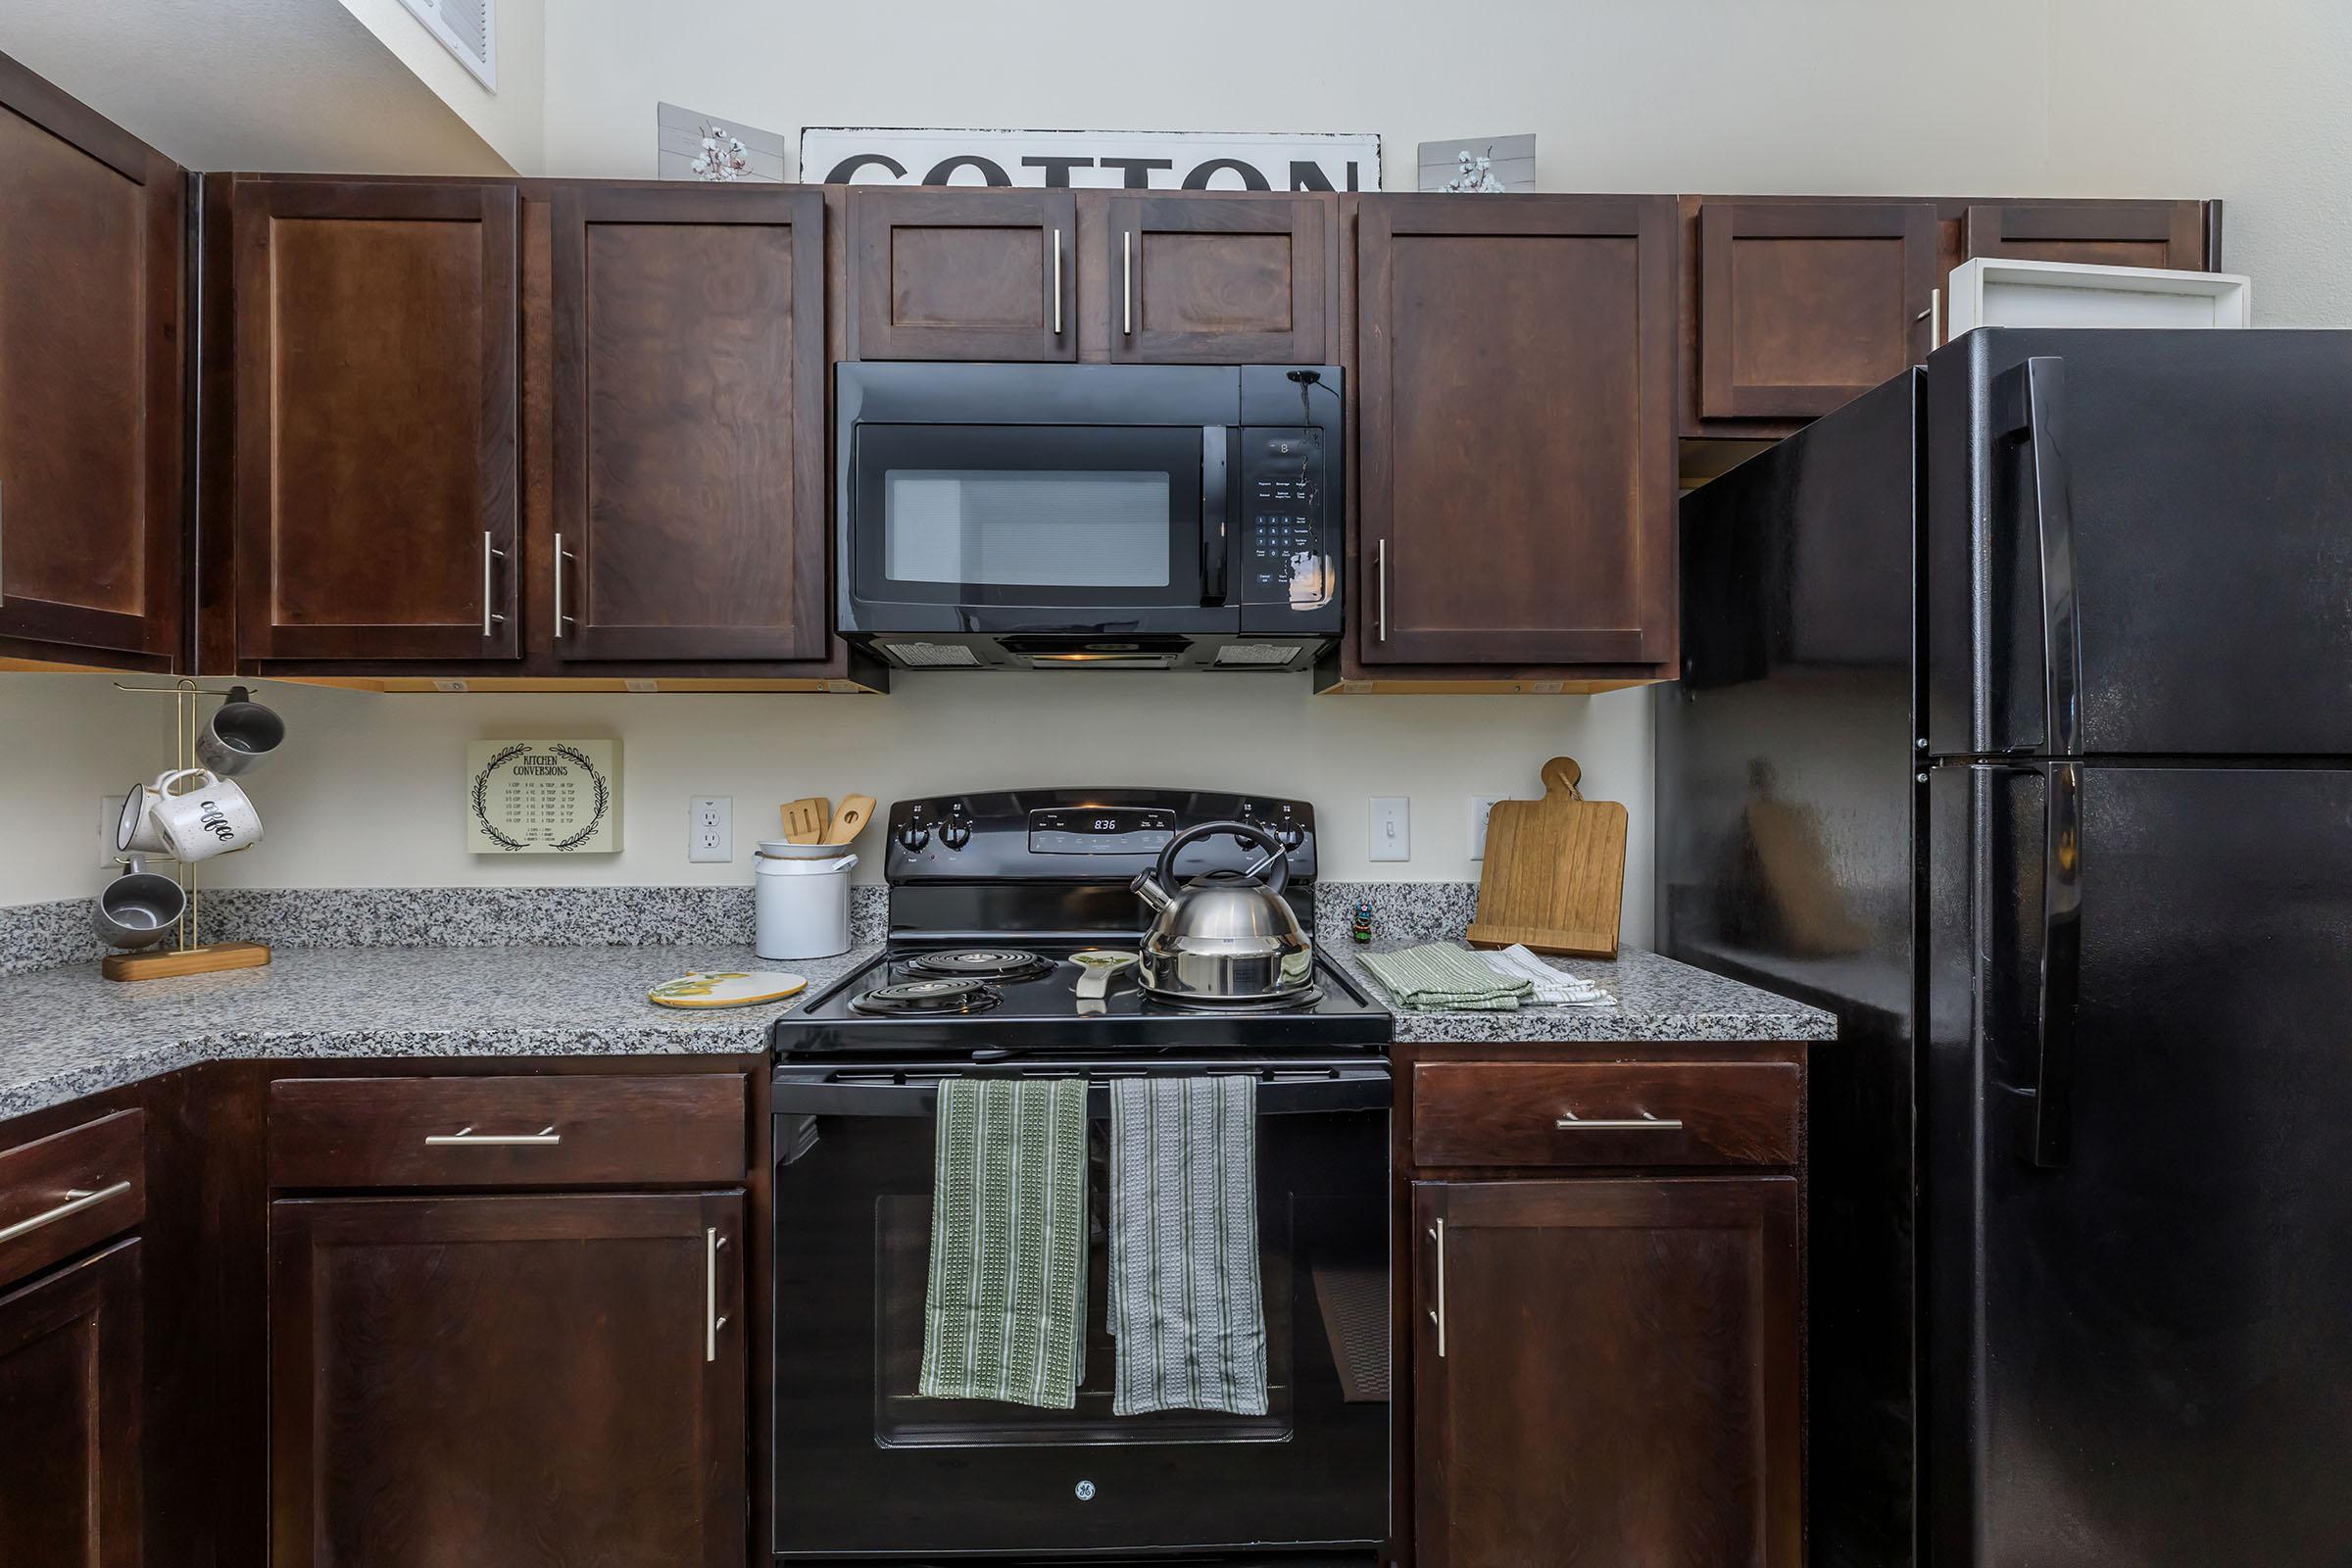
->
887, 470, 1172, 589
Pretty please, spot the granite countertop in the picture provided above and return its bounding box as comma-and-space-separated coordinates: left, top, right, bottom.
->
0, 935, 1833, 1122
1331, 945, 1837, 1045
0, 943, 882, 1120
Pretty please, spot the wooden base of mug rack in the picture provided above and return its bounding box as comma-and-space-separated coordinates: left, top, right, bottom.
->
102, 941, 272, 983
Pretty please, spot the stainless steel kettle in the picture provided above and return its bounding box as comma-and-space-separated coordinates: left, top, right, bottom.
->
1129, 821, 1314, 1003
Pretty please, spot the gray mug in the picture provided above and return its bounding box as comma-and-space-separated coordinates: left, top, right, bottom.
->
194, 686, 285, 778
93, 858, 186, 950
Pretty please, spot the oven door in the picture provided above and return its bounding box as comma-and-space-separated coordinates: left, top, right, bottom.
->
771, 1062, 1391, 1558
847, 423, 1235, 634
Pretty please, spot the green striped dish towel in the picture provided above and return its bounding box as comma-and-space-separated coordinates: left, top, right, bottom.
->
1358, 942, 1537, 1010
918, 1077, 1088, 1409
1108, 1075, 1268, 1416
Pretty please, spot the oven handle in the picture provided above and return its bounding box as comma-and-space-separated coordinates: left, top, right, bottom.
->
773, 1068, 1392, 1119
1200, 424, 1230, 605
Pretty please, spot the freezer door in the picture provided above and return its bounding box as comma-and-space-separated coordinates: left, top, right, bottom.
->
1925, 329, 2352, 758
1926, 762, 2352, 1565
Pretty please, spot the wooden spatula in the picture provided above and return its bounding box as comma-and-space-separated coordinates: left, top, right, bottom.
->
780, 798, 830, 844
1465, 756, 1629, 959
823, 795, 875, 845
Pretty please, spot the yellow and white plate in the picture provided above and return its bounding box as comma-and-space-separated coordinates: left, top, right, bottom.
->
647, 970, 808, 1009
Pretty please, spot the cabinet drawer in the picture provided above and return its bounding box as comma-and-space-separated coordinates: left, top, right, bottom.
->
0, 1109, 146, 1287
1412, 1061, 1799, 1168
269, 1075, 745, 1190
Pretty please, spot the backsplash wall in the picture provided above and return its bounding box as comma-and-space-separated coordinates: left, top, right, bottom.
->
1, 673, 1656, 941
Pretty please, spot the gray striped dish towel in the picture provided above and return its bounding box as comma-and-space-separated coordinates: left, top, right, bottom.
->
918, 1077, 1088, 1409
1108, 1075, 1268, 1416
1358, 941, 1536, 1010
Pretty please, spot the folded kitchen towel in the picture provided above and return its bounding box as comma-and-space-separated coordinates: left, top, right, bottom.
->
918, 1076, 1088, 1409
1108, 1075, 1268, 1416
1480, 943, 1615, 1007
1358, 941, 1536, 1010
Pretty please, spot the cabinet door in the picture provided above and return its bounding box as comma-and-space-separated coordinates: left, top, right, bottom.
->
1413, 1179, 1799, 1568
234, 179, 519, 662
0, 57, 183, 667
1696, 200, 1936, 422
551, 185, 826, 661
1963, 200, 2208, 270
270, 1193, 744, 1568
0, 1239, 141, 1568
849, 187, 1076, 361
1103, 193, 1328, 363
1359, 194, 1676, 666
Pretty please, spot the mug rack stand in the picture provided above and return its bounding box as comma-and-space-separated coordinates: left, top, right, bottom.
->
103, 679, 272, 983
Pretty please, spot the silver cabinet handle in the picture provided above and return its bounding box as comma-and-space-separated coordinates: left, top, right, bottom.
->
1375, 539, 1388, 642
1122, 230, 1134, 335
705, 1227, 729, 1362
422, 1124, 560, 1147
1931, 286, 1942, 349
0, 1180, 132, 1246
1051, 228, 1063, 336
1, 477, 7, 610
480, 531, 508, 636
554, 530, 571, 638
1554, 1109, 1685, 1131
1427, 1219, 1446, 1358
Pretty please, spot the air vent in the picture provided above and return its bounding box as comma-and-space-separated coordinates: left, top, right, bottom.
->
879, 642, 983, 668
399, 0, 497, 88
1212, 644, 1301, 666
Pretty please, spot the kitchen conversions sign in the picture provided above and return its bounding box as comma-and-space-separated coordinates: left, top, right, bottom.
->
801, 126, 1380, 191
467, 740, 620, 855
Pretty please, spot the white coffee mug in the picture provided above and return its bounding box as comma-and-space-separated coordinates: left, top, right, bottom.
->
142, 768, 264, 862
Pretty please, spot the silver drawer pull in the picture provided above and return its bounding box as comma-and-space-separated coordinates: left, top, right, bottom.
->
706, 1227, 727, 1362
423, 1125, 561, 1147
1554, 1109, 1684, 1132
0, 1180, 132, 1245
1428, 1219, 1446, 1358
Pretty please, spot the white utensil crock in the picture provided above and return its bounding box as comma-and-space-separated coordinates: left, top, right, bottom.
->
755, 850, 858, 961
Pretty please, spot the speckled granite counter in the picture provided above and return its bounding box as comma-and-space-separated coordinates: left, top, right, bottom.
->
1331, 945, 1836, 1045
0, 943, 882, 1120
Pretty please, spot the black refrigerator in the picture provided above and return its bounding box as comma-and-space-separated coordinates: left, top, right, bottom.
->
1656, 329, 2352, 1568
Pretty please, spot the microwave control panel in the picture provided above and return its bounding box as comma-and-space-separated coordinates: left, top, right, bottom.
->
1237, 428, 1329, 609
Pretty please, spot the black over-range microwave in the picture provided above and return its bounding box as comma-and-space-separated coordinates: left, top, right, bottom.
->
836, 363, 1343, 671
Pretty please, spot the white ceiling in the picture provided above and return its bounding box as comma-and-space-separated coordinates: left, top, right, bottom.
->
1, 0, 509, 172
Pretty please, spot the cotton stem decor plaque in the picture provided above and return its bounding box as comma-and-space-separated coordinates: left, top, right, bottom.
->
467, 740, 621, 855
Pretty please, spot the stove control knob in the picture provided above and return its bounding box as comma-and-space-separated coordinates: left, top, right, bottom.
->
1277, 825, 1305, 851
896, 822, 931, 852
939, 821, 972, 851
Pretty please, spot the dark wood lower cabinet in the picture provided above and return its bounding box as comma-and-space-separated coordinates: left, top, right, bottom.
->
270, 1191, 746, 1568
0, 1238, 142, 1568
1412, 1178, 1801, 1568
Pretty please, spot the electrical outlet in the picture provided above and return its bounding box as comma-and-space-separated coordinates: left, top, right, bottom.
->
1368, 796, 1410, 861
1468, 795, 1505, 860
689, 796, 732, 863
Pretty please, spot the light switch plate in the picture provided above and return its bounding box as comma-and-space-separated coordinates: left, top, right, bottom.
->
690, 796, 732, 862
1468, 795, 1505, 860
1368, 796, 1410, 861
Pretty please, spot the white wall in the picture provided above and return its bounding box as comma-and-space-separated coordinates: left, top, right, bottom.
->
335, 0, 546, 172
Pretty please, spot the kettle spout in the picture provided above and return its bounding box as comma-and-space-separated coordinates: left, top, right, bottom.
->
1129, 869, 1173, 915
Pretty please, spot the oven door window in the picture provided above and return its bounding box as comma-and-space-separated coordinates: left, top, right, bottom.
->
853, 424, 1208, 608
772, 1087, 1389, 1557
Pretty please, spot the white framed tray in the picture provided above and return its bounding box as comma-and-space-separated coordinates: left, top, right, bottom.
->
1946, 257, 2251, 337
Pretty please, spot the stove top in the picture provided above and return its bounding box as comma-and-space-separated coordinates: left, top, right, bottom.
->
774, 939, 1391, 1059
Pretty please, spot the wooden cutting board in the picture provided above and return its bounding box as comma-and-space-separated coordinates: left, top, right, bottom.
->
1465, 757, 1628, 959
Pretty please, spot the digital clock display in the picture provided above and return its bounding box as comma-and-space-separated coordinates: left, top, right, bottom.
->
1028, 806, 1176, 855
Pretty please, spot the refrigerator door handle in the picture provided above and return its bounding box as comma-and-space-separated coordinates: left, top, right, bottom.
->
2030, 760, 2085, 1166
2002, 357, 2084, 758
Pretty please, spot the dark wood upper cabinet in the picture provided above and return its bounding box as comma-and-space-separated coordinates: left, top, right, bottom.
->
1964, 199, 2209, 270
233, 179, 519, 663
1357, 193, 1677, 669
551, 185, 827, 661
270, 1192, 745, 1568
849, 186, 1076, 361
1412, 1179, 1800, 1568
1695, 199, 1936, 423
0, 1239, 142, 1568
0, 56, 183, 670
1102, 193, 1329, 363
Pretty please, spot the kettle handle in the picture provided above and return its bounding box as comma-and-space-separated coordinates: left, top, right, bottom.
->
1154, 819, 1288, 896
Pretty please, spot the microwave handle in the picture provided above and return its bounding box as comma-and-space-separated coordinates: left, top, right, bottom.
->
1200, 425, 1229, 604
